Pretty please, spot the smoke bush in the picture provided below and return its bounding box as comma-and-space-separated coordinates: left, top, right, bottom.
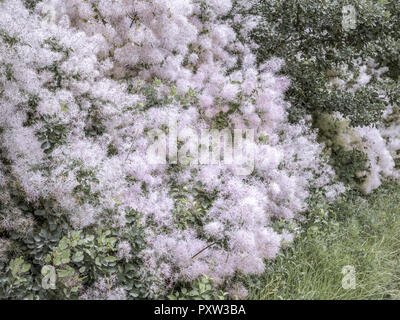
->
0, 0, 343, 297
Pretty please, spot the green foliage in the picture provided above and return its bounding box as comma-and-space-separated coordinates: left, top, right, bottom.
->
332, 147, 369, 185
43, 37, 72, 58
250, 0, 400, 125
170, 182, 216, 231
0, 196, 121, 299
0, 29, 19, 47
0, 256, 36, 299
0, 62, 15, 82
73, 167, 101, 205
36, 116, 69, 154
248, 183, 400, 299
22, 94, 40, 126
0, 222, 120, 299
115, 209, 162, 299
0, 192, 161, 300
23, 0, 42, 11
316, 113, 370, 187
40, 229, 118, 299
168, 276, 228, 300
131, 78, 199, 111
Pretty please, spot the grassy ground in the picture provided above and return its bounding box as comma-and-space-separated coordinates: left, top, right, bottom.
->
248, 182, 400, 300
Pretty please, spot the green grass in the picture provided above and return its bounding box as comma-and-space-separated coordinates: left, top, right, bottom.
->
248, 182, 400, 300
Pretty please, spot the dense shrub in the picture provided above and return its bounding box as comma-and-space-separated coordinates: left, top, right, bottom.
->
249, 0, 400, 193
0, 0, 347, 298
